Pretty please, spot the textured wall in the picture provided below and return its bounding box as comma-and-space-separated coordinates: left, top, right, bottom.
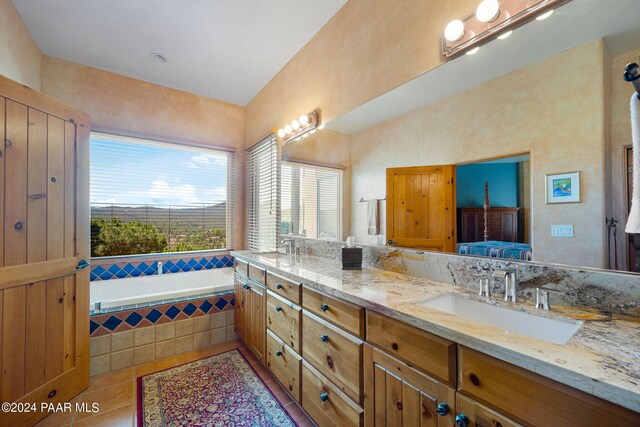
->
0, 0, 41, 89
245, 0, 477, 147
41, 56, 247, 247
351, 40, 609, 268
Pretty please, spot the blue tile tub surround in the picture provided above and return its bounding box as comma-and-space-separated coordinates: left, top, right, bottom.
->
90, 291, 234, 337
90, 254, 235, 281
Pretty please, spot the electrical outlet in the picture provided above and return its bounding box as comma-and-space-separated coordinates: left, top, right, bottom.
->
551, 224, 574, 238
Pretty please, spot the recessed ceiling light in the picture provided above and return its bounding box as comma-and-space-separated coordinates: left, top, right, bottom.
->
149, 53, 168, 64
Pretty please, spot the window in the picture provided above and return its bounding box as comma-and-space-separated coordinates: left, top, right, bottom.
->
281, 162, 343, 240
90, 132, 234, 257
246, 135, 278, 251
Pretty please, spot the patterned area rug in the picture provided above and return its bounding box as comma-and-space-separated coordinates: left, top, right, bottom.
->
137, 349, 297, 426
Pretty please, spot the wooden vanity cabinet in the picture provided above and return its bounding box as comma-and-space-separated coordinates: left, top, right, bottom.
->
457, 346, 638, 426
233, 273, 247, 340
363, 343, 456, 427
246, 280, 266, 363
234, 263, 266, 364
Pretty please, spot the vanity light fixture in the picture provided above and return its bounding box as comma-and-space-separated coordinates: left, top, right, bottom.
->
277, 109, 320, 144
476, 0, 500, 23
441, 0, 570, 59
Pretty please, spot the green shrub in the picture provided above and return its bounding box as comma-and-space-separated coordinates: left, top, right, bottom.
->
91, 219, 168, 256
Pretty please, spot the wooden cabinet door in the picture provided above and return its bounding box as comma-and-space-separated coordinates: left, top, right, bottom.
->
247, 283, 266, 363
363, 344, 456, 427
455, 394, 522, 427
0, 76, 90, 426
233, 274, 246, 340
386, 165, 455, 252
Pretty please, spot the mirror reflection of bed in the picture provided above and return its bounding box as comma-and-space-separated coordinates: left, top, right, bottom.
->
456, 154, 532, 261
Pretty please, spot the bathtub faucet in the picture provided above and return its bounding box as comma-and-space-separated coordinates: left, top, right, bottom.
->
158, 261, 163, 275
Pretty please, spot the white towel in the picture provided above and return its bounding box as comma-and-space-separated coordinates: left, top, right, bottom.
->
626, 93, 640, 234
367, 200, 380, 235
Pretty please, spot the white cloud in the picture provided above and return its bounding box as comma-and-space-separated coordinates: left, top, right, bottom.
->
181, 161, 198, 169
191, 153, 227, 166
201, 186, 227, 202
147, 180, 200, 204
99, 198, 120, 204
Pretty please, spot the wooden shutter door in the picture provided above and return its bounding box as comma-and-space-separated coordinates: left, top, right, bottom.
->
0, 76, 90, 427
386, 165, 455, 252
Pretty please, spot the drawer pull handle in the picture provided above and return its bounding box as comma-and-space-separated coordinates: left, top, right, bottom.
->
320, 334, 329, 343
469, 373, 481, 386
47, 389, 57, 399
275, 306, 283, 312
455, 414, 469, 427
320, 393, 329, 402
275, 350, 283, 357
276, 284, 284, 289
436, 402, 449, 416
319, 304, 329, 312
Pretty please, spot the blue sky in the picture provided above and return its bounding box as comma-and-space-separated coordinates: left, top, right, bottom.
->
90, 133, 228, 207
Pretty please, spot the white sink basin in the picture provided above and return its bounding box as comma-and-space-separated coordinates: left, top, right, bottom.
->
422, 294, 581, 345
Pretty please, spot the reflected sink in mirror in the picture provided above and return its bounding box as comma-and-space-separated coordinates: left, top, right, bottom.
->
421, 294, 581, 345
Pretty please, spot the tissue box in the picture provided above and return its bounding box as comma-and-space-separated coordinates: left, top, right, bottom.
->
342, 247, 362, 270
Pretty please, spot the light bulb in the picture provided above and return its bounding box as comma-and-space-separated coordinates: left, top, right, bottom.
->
284, 124, 293, 134
466, 47, 480, 56
536, 9, 553, 20
277, 129, 286, 138
444, 20, 465, 42
476, 0, 500, 23
497, 30, 512, 40
299, 114, 309, 126
292, 120, 300, 130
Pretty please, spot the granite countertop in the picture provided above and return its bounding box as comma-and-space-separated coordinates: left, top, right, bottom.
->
231, 250, 640, 413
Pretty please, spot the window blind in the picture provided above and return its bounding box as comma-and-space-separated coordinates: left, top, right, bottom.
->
90, 132, 234, 256
281, 161, 343, 241
246, 135, 278, 251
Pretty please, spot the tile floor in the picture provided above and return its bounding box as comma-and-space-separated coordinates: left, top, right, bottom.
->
35, 340, 314, 426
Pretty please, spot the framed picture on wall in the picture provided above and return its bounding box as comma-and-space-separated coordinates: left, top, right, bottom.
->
545, 171, 581, 204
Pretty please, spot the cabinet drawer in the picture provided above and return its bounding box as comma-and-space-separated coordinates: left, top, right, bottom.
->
303, 287, 364, 338
302, 310, 363, 404
266, 329, 301, 402
366, 311, 456, 387
248, 263, 266, 285
455, 394, 522, 427
458, 346, 638, 426
267, 271, 301, 304
235, 258, 248, 276
302, 361, 363, 427
266, 291, 301, 352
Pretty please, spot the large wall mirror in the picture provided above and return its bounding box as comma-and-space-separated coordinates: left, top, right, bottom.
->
281, 0, 640, 275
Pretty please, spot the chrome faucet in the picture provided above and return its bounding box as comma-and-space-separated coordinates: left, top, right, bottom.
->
535, 287, 564, 311
493, 269, 517, 303
478, 278, 490, 297
280, 238, 295, 254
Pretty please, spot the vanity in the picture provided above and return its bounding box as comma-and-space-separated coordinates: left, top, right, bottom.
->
231, 250, 639, 427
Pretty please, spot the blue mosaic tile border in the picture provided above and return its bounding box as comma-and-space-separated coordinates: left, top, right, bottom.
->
90, 291, 234, 337
90, 254, 234, 281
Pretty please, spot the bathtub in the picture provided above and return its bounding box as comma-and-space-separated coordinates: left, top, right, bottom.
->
90, 267, 235, 311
